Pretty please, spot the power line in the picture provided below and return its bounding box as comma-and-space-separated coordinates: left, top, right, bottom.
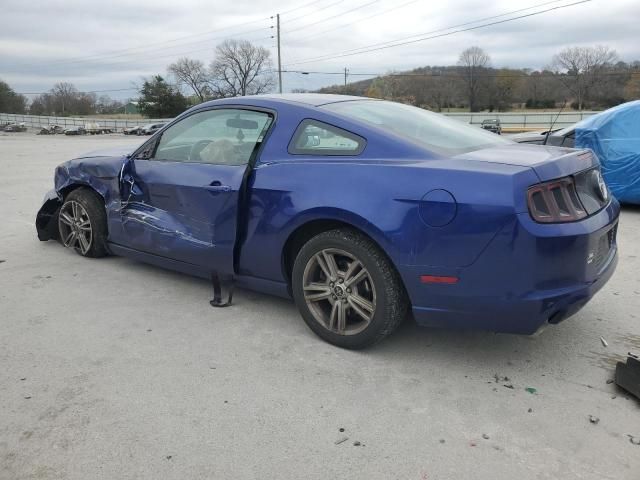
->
279, 0, 341, 16
16, 25, 273, 71
281, 0, 345, 24
285, 0, 588, 66
284, 0, 380, 35
18, 16, 273, 69
282, 69, 640, 78
290, 0, 421, 41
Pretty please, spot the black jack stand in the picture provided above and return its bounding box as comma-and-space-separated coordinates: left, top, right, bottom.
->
210, 272, 234, 308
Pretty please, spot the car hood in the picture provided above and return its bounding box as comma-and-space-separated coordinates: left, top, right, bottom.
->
455, 143, 598, 181
74, 145, 134, 159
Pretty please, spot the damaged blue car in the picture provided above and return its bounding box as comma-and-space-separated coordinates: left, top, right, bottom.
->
36, 94, 619, 348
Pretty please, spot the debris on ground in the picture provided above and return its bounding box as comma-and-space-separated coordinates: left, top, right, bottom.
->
606, 379, 614, 384
339, 428, 345, 432
0, 260, 5, 263
439, 439, 445, 444
600, 336, 609, 347
469, 441, 477, 447
165, 455, 172, 460
503, 383, 514, 389
589, 415, 600, 424
23, 396, 31, 400
525, 387, 537, 394
628, 435, 640, 446
528, 408, 533, 413
335, 436, 349, 445
482, 434, 490, 440
19, 377, 26, 381
615, 354, 640, 400
353, 441, 361, 446
494, 374, 510, 383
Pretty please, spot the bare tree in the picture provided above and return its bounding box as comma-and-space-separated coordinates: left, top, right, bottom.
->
551, 45, 618, 110
458, 46, 490, 112
168, 57, 210, 102
210, 39, 275, 97
51, 82, 78, 115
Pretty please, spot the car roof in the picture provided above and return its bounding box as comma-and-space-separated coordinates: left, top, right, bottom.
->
198, 93, 374, 109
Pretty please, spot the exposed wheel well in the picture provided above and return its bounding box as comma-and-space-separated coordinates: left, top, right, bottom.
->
282, 219, 408, 300
60, 184, 104, 203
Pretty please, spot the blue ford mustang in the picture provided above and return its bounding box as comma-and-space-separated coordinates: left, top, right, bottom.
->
36, 94, 619, 348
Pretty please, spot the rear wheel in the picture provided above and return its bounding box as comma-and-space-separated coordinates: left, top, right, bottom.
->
58, 188, 108, 258
292, 228, 408, 349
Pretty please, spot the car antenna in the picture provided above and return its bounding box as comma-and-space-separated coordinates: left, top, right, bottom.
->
544, 99, 567, 145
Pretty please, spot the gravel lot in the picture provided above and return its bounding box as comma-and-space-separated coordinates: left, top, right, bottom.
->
1, 133, 639, 480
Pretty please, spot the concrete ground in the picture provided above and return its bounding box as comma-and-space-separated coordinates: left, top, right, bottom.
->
1, 133, 639, 480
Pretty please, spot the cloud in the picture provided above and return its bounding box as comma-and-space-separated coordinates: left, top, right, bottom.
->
0, 0, 638, 98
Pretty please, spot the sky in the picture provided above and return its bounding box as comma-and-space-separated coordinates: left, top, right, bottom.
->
1, 0, 639, 100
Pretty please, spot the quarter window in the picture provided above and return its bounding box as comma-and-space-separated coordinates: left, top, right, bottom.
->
289, 120, 365, 156
152, 108, 272, 165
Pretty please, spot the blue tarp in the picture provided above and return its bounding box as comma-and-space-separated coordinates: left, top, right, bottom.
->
575, 100, 640, 204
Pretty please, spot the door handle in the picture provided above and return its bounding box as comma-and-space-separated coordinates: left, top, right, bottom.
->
206, 181, 232, 192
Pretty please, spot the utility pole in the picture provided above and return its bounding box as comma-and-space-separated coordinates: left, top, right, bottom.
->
344, 67, 348, 92
277, 14, 282, 94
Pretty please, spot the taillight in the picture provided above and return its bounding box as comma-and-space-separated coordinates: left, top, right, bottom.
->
527, 176, 587, 223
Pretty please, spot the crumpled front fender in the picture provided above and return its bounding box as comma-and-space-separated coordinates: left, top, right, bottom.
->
36, 189, 63, 241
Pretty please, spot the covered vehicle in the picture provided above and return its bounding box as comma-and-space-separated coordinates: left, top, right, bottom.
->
574, 100, 640, 204
35, 94, 619, 349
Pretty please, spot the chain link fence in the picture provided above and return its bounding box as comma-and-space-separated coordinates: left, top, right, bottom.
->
0, 113, 169, 133
1, 110, 600, 133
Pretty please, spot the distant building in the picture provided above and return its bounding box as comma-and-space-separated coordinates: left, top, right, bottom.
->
124, 101, 141, 115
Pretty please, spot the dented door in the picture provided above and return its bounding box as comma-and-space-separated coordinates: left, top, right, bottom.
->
117, 108, 273, 276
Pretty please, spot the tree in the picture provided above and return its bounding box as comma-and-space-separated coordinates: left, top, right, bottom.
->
96, 95, 124, 115
210, 39, 275, 97
137, 75, 188, 118
0, 80, 27, 113
364, 83, 383, 99
51, 82, 78, 115
624, 75, 640, 100
168, 57, 211, 103
458, 46, 490, 111
551, 45, 618, 110
488, 69, 525, 111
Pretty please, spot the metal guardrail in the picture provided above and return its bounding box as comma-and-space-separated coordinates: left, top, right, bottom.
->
0, 113, 169, 132
1, 111, 601, 132
443, 111, 599, 129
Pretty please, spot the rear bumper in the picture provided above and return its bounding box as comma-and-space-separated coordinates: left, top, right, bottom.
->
403, 199, 620, 334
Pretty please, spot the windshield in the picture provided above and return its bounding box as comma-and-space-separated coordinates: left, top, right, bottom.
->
553, 124, 575, 137
322, 100, 512, 155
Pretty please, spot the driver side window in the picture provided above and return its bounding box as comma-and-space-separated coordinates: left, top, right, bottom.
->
152, 108, 273, 165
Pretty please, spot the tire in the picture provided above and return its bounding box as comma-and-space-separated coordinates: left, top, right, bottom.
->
292, 228, 408, 349
57, 188, 109, 258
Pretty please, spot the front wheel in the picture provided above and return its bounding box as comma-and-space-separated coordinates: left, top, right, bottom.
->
292, 228, 408, 349
58, 188, 109, 258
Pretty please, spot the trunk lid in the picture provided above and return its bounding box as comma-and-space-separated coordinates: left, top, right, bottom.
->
455, 143, 598, 181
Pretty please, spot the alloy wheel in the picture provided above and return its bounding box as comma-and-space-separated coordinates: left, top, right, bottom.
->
58, 200, 93, 255
302, 248, 377, 335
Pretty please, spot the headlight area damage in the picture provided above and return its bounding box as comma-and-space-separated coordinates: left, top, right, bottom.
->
36, 189, 63, 241
36, 153, 128, 243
